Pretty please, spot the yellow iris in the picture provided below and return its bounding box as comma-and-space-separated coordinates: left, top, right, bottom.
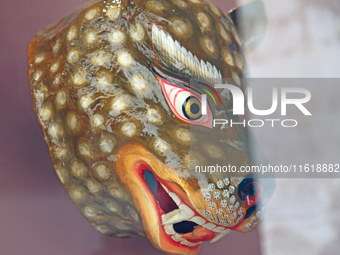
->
183, 96, 202, 120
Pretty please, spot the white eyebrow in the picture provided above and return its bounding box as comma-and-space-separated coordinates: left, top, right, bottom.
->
152, 24, 222, 85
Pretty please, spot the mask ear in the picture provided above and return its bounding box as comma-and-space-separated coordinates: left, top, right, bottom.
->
228, 1, 267, 53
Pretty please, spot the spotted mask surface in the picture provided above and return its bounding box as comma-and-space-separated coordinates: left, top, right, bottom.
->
28, 0, 274, 254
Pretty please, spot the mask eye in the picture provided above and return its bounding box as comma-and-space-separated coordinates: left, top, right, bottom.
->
183, 96, 202, 120
159, 77, 213, 128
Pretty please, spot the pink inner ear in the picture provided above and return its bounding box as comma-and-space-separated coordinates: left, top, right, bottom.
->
158, 77, 213, 129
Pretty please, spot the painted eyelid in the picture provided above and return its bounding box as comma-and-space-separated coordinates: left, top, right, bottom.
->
150, 65, 203, 95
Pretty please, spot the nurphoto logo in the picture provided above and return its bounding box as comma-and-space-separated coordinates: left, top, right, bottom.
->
201, 84, 312, 128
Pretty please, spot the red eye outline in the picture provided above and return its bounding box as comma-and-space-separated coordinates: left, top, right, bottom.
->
158, 77, 213, 128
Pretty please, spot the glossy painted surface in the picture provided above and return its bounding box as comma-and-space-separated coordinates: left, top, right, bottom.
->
0, 0, 262, 254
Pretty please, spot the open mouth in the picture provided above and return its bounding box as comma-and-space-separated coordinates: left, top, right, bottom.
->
136, 163, 232, 248
115, 144, 269, 255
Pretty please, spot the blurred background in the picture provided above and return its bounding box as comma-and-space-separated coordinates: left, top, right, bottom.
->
0, 0, 339, 254
238, 0, 340, 254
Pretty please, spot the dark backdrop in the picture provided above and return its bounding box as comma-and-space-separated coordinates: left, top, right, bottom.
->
0, 0, 261, 254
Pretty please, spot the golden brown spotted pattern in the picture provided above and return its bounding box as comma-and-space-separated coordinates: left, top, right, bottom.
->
28, 0, 273, 254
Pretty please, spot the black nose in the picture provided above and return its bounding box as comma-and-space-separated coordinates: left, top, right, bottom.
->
238, 173, 275, 218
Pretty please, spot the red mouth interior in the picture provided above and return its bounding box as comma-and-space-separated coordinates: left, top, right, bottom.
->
136, 164, 224, 247
142, 169, 200, 235
143, 170, 178, 214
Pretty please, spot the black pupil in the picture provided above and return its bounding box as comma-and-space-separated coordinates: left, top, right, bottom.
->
190, 103, 200, 114
173, 221, 198, 234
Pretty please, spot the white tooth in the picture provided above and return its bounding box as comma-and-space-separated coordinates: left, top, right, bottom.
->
209, 233, 225, 243
188, 242, 202, 247
180, 240, 192, 246
209, 229, 231, 243
164, 224, 176, 235
162, 209, 180, 222
160, 184, 169, 193
202, 223, 216, 230
211, 226, 225, 233
180, 240, 201, 247
162, 208, 192, 225
169, 192, 181, 205
171, 234, 184, 242
179, 204, 195, 218
221, 229, 232, 235
190, 216, 206, 225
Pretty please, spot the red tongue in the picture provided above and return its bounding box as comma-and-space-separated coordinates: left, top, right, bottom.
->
155, 180, 178, 214
181, 226, 217, 243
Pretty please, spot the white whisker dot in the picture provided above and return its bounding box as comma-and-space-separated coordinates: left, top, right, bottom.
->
130, 23, 145, 41
210, 3, 221, 16
67, 25, 78, 41
93, 163, 110, 180
73, 69, 87, 86
66, 111, 82, 134
91, 50, 110, 66
130, 72, 152, 96
175, 128, 190, 142
35, 54, 45, 64
106, 6, 121, 20
91, 114, 105, 130
232, 72, 241, 86
197, 12, 211, 31
117, 51, 133, 66
111, 95, 131, 111
33, 71, 42, 81
53, 40, 60, 53
99, 134, 116, 153
79, 94, 93, 109
53, 74, 62, 86
96, 70, 112, 87
146, 107, 163, 125
67, 49, 80, 64
153, 138, 169, 154
85, 8, 99, 20
109, 30, 126, 44
55, 90, 67, 108
146, 1, 165, 13
85, 31, 98, 44
172, 0, 187, 9
172, 19, 191, 37
39, 103, 54, 121
48, 122, 65, 140
121, 122, 137, 137
50, 62, 59, 73
222, 49, 234, 66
